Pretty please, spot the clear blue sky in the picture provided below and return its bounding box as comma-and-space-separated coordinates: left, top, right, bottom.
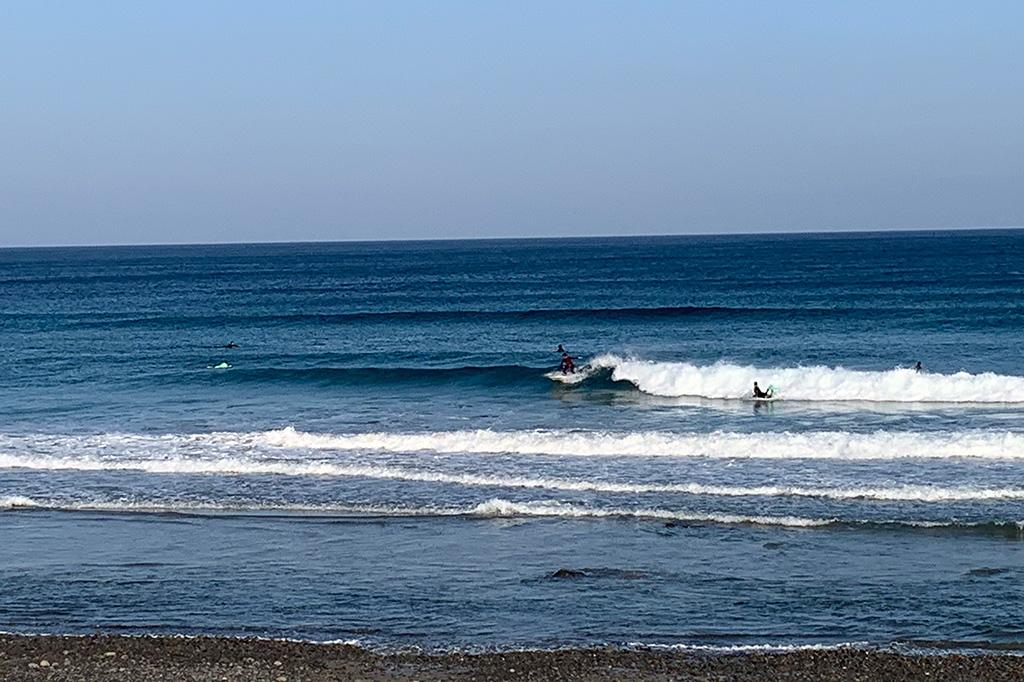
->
2, 1, 1022, 246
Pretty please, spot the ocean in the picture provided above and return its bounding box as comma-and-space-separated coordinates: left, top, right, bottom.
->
1, 230, 1023, 652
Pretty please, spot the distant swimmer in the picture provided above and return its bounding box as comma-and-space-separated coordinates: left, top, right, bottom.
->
753, 382, 773, 399
225, 342, 239, 349
914, 361, 922, 372
557, 344, 576, 374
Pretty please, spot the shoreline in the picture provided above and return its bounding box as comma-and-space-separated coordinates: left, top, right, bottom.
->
3, 635, 1024, 681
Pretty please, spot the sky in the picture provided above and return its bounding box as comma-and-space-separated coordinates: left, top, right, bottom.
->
1, 1, 1022, 246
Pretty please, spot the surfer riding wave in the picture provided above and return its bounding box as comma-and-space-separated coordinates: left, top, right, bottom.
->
557, 344, 577, 374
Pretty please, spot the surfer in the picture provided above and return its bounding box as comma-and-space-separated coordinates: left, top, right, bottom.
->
224, 341, 239, 349
560, 352, 576, 374
557, 345, 576, 374
914, 361, 922, 372
753, 382, 772, 399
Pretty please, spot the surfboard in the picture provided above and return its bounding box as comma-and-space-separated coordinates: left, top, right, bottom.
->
545, 364, 594, 384
751, 385, 779, 402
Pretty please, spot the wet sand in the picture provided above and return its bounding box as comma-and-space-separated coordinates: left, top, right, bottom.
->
2, 634, 1024, 681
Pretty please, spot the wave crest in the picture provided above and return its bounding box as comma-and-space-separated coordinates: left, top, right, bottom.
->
263, 427, 1024, 460
586, 355, 1024, 403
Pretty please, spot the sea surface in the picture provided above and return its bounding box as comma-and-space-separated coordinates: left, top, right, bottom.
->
1, 230, 1023, 652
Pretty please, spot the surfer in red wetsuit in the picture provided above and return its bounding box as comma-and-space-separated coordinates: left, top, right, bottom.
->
557, 344, 576, 374
561, 354, 576, 374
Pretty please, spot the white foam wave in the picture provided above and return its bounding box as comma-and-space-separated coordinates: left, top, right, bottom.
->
5, 496, 1020, 531
0, 496, 452, 516
0, 495, 38, 509
470, 499, 836, 527
4, 427, 1024, 462
587, 354, 1024, 402
630, 641, 870, 653
2, 452, 1022, 502
0, 496, 836, 527
263, 426, 1024, 460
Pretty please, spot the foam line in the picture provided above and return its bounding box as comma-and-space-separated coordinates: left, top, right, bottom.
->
1, 453, 1022, 502
3, 496, 1021, 532
5, 428, 1024, 461
262, 427, 1024, 460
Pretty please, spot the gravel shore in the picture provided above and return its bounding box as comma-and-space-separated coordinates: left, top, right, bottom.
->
2, 635, 1024, 681
2, 630, 1024, 679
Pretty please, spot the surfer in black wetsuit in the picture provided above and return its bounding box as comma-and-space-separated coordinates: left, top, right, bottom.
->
753, 382, 770, 399
914, 361, 922, 372
224, 342, 239, 349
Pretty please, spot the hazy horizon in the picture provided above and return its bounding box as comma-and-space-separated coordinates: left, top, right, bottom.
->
3, 2, 1022, 247
3, 224, 1022, 250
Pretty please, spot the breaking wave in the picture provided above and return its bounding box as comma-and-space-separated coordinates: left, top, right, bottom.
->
262, 427, 1024, 460
0, 496, 39, 510
2, 452, 1022, 501
585, 354, 1024, 403
4, 428, 1024, 461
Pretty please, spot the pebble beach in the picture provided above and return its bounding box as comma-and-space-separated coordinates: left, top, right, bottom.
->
3, 635, 1024, 682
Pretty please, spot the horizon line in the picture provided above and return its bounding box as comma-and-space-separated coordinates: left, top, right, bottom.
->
3, 224, 1022, 250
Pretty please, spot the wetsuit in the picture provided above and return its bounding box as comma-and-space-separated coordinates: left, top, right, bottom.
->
561, 354, 575, 374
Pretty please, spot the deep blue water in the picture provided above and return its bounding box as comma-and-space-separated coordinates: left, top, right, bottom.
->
1, 230, 1023, 651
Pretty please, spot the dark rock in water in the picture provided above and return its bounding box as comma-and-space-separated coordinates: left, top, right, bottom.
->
550, 568, 587, 579
966, 567, 1010, 577
586, 567, 649, 580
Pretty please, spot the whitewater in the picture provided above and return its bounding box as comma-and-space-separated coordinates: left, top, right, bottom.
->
583, 355, 1024, 402
259, 427, 1024, 459
4, 427, 1024, 461
4, 450, 1024, 502
5, 496, 1022, 533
